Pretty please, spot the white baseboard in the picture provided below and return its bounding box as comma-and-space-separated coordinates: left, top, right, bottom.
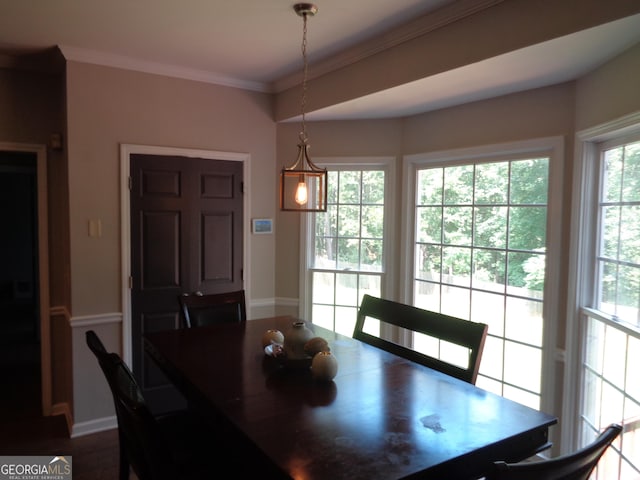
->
275, 297, 299, 307
70, 415, 118, 438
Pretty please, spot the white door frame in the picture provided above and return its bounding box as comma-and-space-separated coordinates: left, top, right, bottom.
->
119, 144, 250, 366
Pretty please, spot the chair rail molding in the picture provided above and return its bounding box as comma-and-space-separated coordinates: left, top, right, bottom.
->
69, 312, 123, 328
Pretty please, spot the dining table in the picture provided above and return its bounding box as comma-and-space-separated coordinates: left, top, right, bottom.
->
144, 316, 557, 479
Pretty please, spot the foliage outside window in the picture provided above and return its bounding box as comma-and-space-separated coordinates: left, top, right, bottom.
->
310, 170, 385, 336
414, 157, 549, 410
597, 140, 640, 326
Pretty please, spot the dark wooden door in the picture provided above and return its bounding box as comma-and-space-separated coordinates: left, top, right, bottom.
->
130, 153, 243, 412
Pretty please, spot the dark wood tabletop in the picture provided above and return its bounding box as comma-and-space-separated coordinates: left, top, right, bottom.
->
144, 316, 557, 480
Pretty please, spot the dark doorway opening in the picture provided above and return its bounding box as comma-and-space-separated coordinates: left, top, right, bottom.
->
0, 151, 41, 419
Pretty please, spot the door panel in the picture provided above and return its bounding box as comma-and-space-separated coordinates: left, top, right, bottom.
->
130, 153, 243, 412
142, 211, 180, 289
202, 212, 233, 283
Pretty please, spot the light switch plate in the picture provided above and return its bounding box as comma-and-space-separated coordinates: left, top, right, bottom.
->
88, 219, 102, 237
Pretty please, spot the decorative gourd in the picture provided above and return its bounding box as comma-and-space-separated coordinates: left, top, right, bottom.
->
311, 351, 338, 381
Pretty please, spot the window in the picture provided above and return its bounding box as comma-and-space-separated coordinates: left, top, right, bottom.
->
596, 140, 640, 326
303, 160, 392, 337
405, 139, 563, 412
574, 130, 640, 479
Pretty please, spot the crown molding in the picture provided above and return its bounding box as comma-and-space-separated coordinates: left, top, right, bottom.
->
271, 0, 504, 93
59, 45, 270, 92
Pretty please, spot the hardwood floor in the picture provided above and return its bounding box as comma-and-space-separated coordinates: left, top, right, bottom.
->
0, 330, 128, 479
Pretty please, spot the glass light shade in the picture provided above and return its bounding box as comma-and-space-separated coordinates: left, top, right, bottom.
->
280, 143, 327, 212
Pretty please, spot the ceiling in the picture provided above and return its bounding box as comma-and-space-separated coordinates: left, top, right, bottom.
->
1, 0, 639, 121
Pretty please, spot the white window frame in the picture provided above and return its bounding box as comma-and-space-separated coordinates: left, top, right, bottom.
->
564, 111, 640, 454
299, 156, 396, 324
402, 137, 564, 421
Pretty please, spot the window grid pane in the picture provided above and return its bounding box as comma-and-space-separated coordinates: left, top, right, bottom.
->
311, 271, 382, 332
310, 168, 385, 333
580, 315, 640, 479
415, 157, 549, 409
597, 140, 640, 326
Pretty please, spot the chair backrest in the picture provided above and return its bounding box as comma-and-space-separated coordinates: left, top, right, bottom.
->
487, 423, 622, 480
178, 289, 247, 328
86, 328, 108, 356
86, 330, 119, 387
353, 294, 488, 384
86, 330, 176, 480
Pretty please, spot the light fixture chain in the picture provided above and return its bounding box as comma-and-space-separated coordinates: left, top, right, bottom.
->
281, 4, 327, 212
300, 12, 309, 144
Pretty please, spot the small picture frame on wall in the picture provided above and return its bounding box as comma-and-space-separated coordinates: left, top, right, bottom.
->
252, 218, 273, 234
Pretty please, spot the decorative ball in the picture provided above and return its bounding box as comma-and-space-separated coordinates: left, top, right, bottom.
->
304, 337, 330, 357
261, 329, 284, 348
311, 351, 338, 381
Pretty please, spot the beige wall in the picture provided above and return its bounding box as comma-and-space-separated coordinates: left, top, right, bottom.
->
575, 42, 640, 131
65, 62, 276, 316
402, 83, 576, 154
0, 68, 62, 144
0, 66, 69, 307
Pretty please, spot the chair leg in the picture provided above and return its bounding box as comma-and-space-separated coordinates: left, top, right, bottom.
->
118, 440, 130, 480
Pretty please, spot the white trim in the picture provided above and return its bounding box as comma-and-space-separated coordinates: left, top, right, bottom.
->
0, 142, 51, 417
59, 45, 268, 93
274, 297, 300, 308
402, 137, 564, 423
249, 297, 277, 309
562, 135, 599, 454
69, 312, 123, 328
300, 210, 309, 319
403, 137, 562, 165
582, 307, 640, 339
563, 111, 640, 453
299, 156, 397, 321
70, 415, 118, 438
120, 144, 250, 367
576, 111, 640, 142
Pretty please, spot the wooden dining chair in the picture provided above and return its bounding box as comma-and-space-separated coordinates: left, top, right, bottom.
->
86, 330, 243, 480
353, 294, 488, 384
86, 330, 132, 480
178, 289, 247, 328
486, 423, 622, 480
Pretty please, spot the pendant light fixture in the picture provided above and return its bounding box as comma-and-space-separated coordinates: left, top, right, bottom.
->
280, 3, 328, 212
